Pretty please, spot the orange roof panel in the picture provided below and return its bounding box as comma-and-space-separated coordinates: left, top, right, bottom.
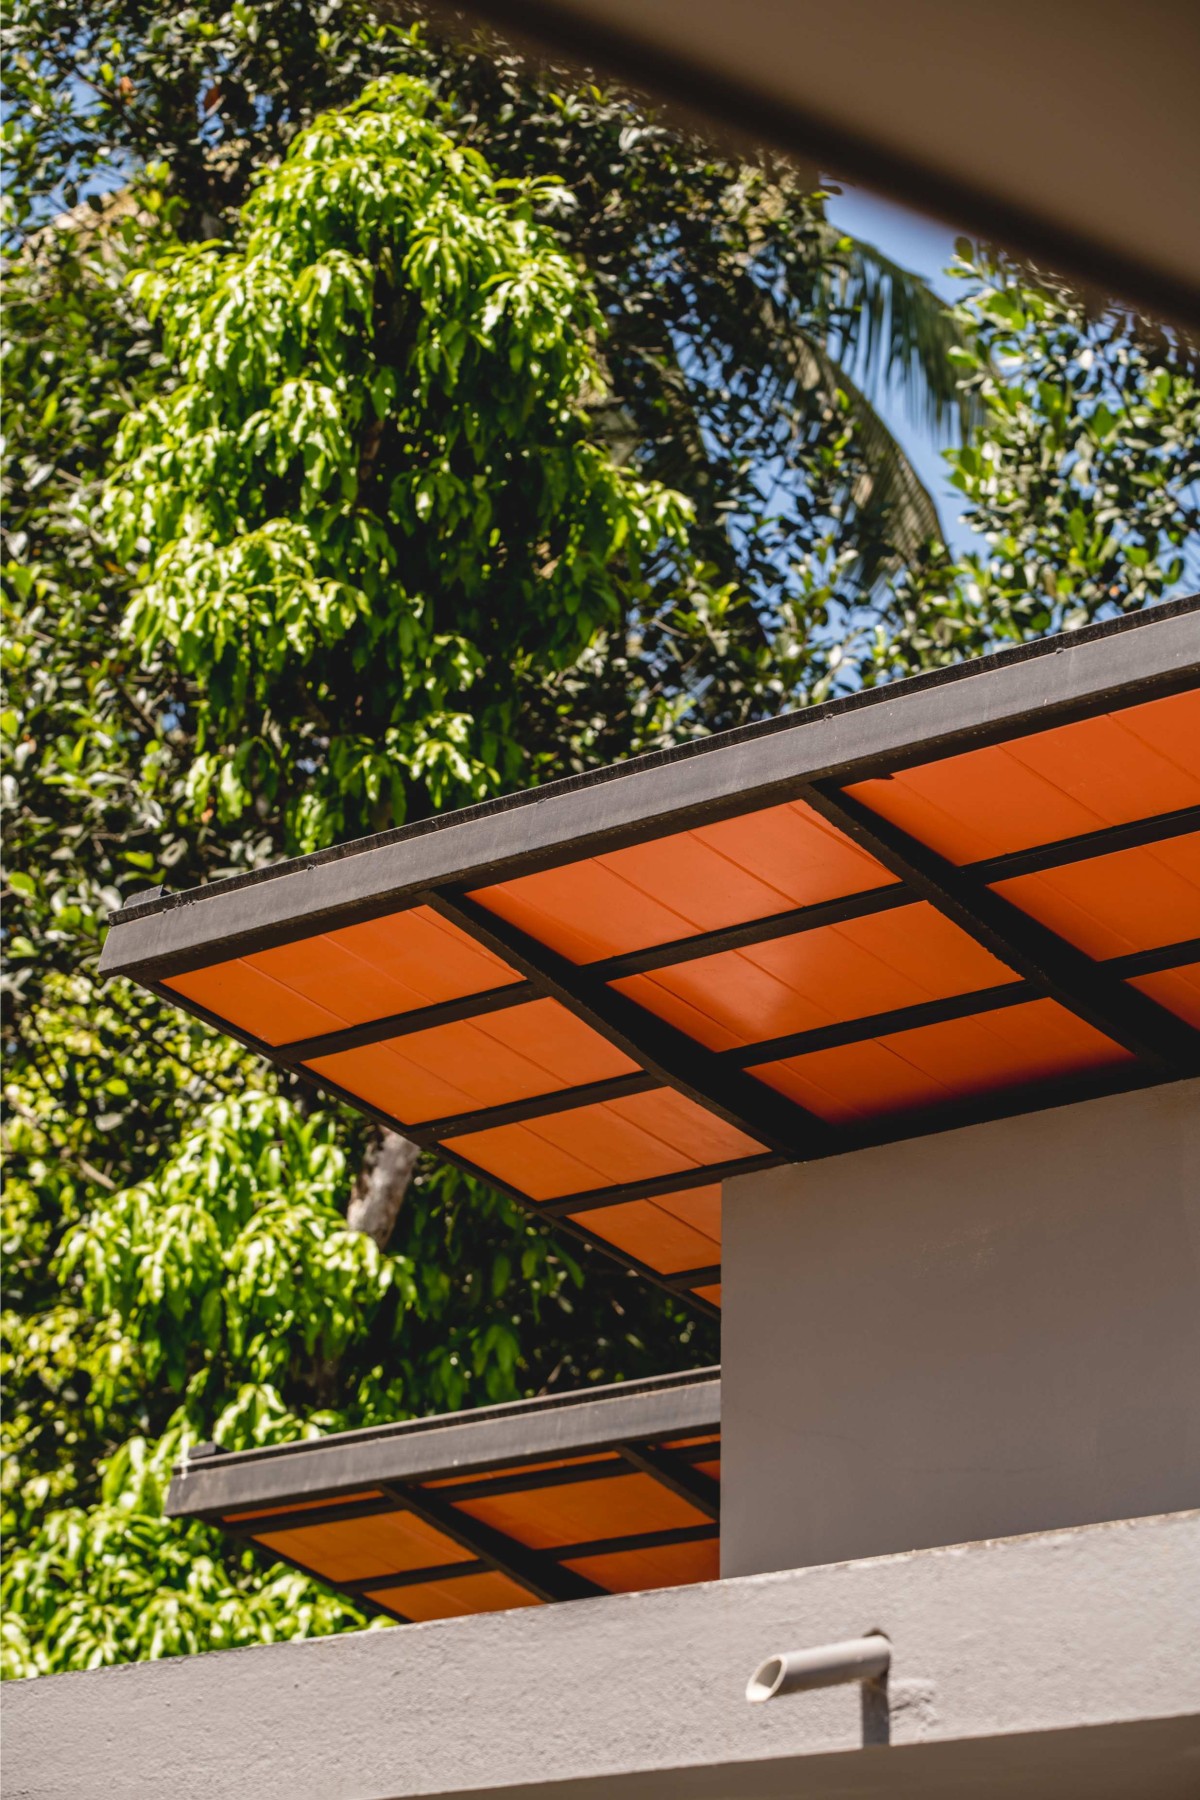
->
366, 1571, 542, 1621
448, 1091, 763, 1201
455, 1471, 710, 1551
567, 1198, 720, 1275
564, 1536, 720, 1593
992, 833, 1200, 959
164, 905, 520, 1047
1129, 962, 1200, 1027
613, 903, 1019, 1051
308, 999, 636, 1128
470, 799, 895, 963
253, 1508, 471, 1585
751, 999, 1133, 1125
845, 690, 1200, 865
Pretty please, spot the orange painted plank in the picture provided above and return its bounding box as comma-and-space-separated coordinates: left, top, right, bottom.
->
846, 691, 1200, 864
456, 1471, 709, 1551
308, 999, 637, 1127
614, 902, 1017, 1050
448, 1091, 761, 1201
164, 905, 520, 1048
751, 998, 1131, 1125
254, 1510, 471, 1585
651, 1184, 722, 1240
165, 959, 342, 1047
366, 1571, 541, 1621
568, 1199, 720, 1274
993, 832, 1200, 959
1130, 962, 1200, 1027
470, 801, 894, 963
564, 1537, 720, 1593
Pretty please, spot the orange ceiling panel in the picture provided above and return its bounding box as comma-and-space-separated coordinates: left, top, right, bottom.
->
165, 905, 520, 1047
455, 1471, 709, 1551
366, 1571, 542, 1621
253, 1508, 471, 1585
613, 903, 1019, 1051
751, 999, 1133, 1126
308, 999, 636, 1128
1129, 962, 1200, 1028
992, 833, 1200, 960
447, 1090, 763, 1201
692, 1284, 722, 1306
568, 1198, 720, 1275
469, 799, 895, 963
845, 690, 1200, 865
564, 1536, 720, 1593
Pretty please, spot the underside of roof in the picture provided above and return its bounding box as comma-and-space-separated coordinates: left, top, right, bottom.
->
166, 1370, 720, 1624
101, 601, 1200, 1311
461, 0, 1200, 329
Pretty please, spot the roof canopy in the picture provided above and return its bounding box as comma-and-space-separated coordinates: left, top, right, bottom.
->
101, 602, 1200, 1311
167, 1371, 720, 1623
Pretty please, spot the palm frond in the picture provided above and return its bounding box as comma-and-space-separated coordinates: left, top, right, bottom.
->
818, 230, 982, 443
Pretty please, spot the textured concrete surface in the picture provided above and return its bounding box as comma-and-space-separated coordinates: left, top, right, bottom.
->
5, 1511, 1199, 1798
724, 1079, 1200, 1578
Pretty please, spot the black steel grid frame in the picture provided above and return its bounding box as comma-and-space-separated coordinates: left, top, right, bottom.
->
167, 1370, 721, 1624
102, 604, 1200, 1313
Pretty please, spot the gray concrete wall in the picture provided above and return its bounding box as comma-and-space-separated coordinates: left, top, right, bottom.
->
722, 1078, 1200, 1579
5, 1512, 1198, 1798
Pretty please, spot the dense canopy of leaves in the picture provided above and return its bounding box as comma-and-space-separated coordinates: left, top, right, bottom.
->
4, 0, 1197, 1679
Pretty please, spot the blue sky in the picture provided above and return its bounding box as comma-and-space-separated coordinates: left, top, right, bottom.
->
824, 184, 984, 559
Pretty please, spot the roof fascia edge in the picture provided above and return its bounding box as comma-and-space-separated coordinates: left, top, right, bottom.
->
165, 1372, 722, 1520
101, 608, 1200, 982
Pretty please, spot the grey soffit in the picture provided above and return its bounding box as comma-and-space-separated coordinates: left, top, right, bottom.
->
99, 601, 1200, 1312
167, 1369, 721, 1624
455, 0, 1200, 330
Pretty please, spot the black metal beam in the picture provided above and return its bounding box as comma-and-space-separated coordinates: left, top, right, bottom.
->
801, 782, 1200, 1076
280, 980, 534, 1062
1108, 937, 1200, 978
619, 1444, 720, 1520
380, 1480, 605, 1604
426, 890, 839, 1160
532, 1153, 780, 1217
968, 804, 1200, 884
418, 1070, 658, 1143
544, 1522, 718, 1563
730, 981, 1031, 1068
338, 1558, 487, 1597
591, 884, 907, 981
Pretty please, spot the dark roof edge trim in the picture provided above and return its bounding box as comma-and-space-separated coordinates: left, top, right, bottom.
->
101, 602, 1200, 982
166, 1368, 720, 1520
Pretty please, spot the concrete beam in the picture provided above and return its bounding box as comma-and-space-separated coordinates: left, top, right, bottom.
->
5, 1510, 1199, 1798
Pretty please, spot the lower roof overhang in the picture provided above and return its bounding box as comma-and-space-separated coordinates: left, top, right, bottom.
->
8, 1508, 1199, 1798
167, 1370, 721, 1624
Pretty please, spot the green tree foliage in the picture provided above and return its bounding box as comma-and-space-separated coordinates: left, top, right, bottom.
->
4, 2, 1197, 1678
869, 250, 1200, 675
107, 75, 696, 848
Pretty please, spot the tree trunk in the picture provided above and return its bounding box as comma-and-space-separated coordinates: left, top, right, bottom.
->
347, 1127, 420, 1249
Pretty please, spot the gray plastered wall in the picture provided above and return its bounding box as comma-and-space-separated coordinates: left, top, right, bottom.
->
722, 1077, 1200, 1578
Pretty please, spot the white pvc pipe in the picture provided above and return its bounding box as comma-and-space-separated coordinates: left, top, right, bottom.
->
745, 1633, 891, 1703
